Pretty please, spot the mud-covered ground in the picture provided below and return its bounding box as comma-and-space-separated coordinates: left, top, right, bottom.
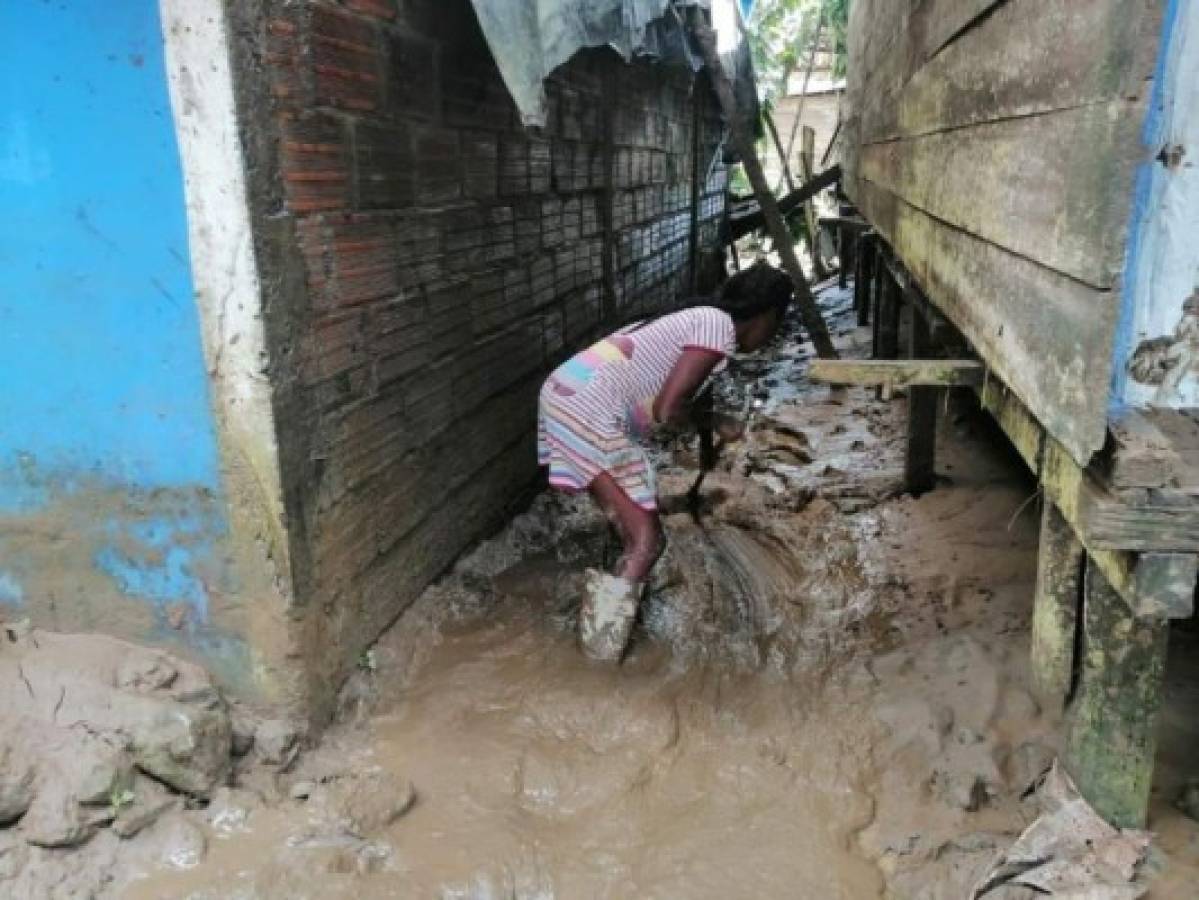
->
9, 284, 1199, 898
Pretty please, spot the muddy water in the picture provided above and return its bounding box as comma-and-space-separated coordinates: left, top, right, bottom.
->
120, 294, 1199, 899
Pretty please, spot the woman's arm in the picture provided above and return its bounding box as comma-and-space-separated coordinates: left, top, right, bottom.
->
652, 348, 724, 427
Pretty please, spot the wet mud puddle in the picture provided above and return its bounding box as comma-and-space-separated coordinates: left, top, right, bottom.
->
123, 291, 1199, 898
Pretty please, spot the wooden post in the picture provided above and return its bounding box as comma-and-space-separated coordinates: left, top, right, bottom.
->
689, 12, 838, 359
905, 304, 937, 494
876, 273, 900, 360
1031, 501, 1085, 713
838, 226, 848, 290
857, 236, 874, 327
799, 126, 827, 281
1065, 560, 1169, 828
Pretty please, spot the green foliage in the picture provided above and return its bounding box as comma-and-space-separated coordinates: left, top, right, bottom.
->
747, 0, 851, 101
825, 0, 850, 78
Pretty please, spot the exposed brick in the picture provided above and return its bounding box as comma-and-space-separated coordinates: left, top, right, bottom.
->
385, 29, 439, 119
280, 113, 352, 213
323, 216, 399, 308
312, 4, 381, 111
352, 121, 413, 210
342, 0, 396, 19
268, 0, 728, 721
413, 126, 461, 205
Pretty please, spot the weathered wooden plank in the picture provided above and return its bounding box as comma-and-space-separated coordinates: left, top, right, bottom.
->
905, 308, 938, 494
1078, 477, 1199, 552
1031, 501, 1085, 714
1043, 441, 1196, 619
1102, 408, 1188, 491
859, 0, 1164, 145
811, 358, 983, 388
859, 103, 1142, 289
1065, 561, 1169, 829
858, 181, 1117, 466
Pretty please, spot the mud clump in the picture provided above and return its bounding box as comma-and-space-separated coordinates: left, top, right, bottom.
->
0, 628, 240, 893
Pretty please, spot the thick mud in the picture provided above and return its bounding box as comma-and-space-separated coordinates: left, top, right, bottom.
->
13, 286, 1199, 898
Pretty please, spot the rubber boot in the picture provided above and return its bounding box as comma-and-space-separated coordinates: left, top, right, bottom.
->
578, 569, 642, 662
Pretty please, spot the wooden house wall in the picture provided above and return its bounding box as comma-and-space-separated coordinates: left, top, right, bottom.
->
842, 0, 1167, 465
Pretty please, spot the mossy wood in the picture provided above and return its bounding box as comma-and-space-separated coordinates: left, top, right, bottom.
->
1031, 501, 1085, 713
1065, 562, 1169, 829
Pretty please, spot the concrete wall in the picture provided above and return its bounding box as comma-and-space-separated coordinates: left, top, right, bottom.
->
0, 2, 294, 702
229, 0, 728, 720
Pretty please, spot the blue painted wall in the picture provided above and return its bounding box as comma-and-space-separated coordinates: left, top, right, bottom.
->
0, 3, 233, 641
0, 2, 221, 497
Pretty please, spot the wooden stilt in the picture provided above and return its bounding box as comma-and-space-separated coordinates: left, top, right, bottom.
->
1031, 501, 1085, 713
856, 236, 873, 327
1064, 560, 1169, 828
877, 274, 900, 360
838, 226, 849, 290
904, 306, 937, 494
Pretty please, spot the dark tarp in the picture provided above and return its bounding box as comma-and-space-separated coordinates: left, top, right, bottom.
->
469, 0, 757, 129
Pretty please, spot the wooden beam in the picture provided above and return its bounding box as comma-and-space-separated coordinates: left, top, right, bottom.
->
820, 216, 872, 232
1077, 477, 1199, 553
977, 381, 1198, 619
810, 358, 984, 388
1064, 561, 1169, 829
1030, 501, 1085, 714
727, 164, 842, 239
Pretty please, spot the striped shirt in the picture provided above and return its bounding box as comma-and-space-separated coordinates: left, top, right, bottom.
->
538, 306, 736, 509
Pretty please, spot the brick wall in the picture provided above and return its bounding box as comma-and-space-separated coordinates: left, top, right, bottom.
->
238, 0, 727, 719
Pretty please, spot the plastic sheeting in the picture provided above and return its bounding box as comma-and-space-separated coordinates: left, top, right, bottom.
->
469, 0, 754, 128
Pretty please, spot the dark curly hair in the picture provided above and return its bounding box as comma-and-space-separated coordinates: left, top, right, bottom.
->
716, 260, 793, 322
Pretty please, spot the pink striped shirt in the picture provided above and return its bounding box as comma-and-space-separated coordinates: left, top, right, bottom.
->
545, 306, 736, 437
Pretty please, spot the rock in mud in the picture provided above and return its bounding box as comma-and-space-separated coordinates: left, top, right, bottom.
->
152, 814, 208, 869
75, 743, 135, 806
112, 795, 176, 840
312, 769, 415, 838
254, 718, 300, 768
116, 651, 178, 693
128, 692, 231, 797
22, 773, 109, 848
0, 631, 234, 800
0, 742, 35, 825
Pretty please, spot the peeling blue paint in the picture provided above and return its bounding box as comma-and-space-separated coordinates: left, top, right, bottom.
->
94, 507, 228, 622
1110, 0, 1184, 409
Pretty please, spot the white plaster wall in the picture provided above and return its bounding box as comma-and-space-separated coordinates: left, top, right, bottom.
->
1119, 0, 1199, 409
160, 0, 299, 701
